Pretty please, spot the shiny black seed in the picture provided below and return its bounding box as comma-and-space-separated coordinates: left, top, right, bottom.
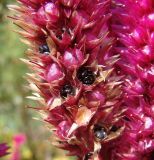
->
60, 84, 74, 98
61, 28, 65, 33
56, 35, 62, 40
62, 27, 71, 35
77, 67, 95, 85
82, 76, 95, 85
143, 93, 151, 104
39, 44, 50, 54
110, 125, 118, 132
124, 116, 131, 121
58, 141, 63, 144
84, 153, 93, 160
94, 126, 107, 140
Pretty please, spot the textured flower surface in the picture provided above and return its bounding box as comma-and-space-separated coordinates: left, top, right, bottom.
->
0, 143, 9, 157
9, 0, 154, 159
109, 0, 154, 159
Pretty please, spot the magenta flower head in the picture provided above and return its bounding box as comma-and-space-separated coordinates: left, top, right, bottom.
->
9, 0, 154, 159
0, 143, 10, 157
109, 0, 154, 159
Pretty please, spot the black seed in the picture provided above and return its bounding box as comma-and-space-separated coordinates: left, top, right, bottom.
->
56, 35, 62, 40
66, 28, 71, 35
110, 125, 118, 132
124, 116, 130, 121
60, 84, 74, 98
143, 93, 151, 104
39, 44, 50, 54
58, 141, 63, 144
83, 76, 95, 85
62, 27, 66, 33
84, 153, 93, 160
62, 27, 71, 35
94, 126, 107, 140
77, 67, 95, 85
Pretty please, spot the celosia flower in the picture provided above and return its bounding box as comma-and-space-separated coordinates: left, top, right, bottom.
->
9, 0, 154, 159
0, 143, 10, 157
8, 0, 124, 159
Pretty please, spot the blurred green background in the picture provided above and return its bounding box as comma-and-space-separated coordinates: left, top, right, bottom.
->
0, 0, 74, 159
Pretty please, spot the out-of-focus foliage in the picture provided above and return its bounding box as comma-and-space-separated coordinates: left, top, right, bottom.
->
0, 1, 74, 159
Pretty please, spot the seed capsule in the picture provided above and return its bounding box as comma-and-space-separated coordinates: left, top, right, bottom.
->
56, 35, 62, 40
77, 67, 95, 85
110, 125, 118, 132
84, 153, 93, 160
60, 84, 74, 98
94, 126, 107, 140
39, 44, 50, 54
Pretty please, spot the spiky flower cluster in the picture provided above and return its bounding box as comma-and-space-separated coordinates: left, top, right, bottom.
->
108, 0, 154, 159
0, 143, 9, 157
9, 0, 154, 159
